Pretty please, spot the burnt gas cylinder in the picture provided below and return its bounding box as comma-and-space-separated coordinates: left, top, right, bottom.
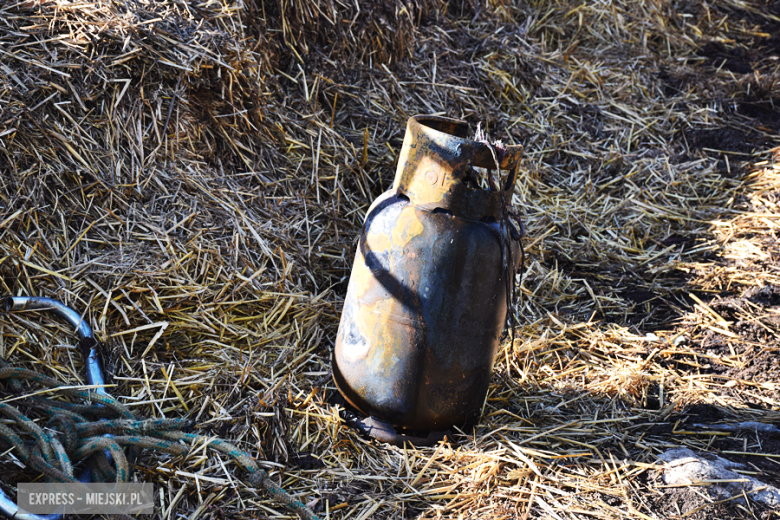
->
333, 115, 523, 444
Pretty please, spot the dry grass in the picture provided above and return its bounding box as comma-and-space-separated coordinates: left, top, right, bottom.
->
2, 0, 780, 519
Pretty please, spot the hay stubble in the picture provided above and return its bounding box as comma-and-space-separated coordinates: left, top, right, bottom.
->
1, 0, 780, 518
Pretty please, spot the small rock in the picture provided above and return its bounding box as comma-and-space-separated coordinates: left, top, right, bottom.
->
657, 447, 780, 508
693, 421, 780, 434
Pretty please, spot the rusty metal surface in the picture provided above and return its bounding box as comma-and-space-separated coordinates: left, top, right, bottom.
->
334, 115, 523, 435
393, 115, 523, 221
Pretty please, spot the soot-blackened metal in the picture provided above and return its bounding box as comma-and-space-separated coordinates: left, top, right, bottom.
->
334, 115, 522, 445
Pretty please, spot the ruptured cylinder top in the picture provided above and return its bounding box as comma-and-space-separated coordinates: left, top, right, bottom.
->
392, 115, 523, 221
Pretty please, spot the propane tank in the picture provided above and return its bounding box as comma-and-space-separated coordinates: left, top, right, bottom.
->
334, 115, 523, 445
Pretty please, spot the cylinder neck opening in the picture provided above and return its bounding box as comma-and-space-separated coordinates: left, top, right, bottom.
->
416, 117, 469, 139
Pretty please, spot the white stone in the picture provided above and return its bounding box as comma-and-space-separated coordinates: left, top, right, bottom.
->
658, 447, 780, 508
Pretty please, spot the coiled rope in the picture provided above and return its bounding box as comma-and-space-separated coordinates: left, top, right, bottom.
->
0, 298, 319, 520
